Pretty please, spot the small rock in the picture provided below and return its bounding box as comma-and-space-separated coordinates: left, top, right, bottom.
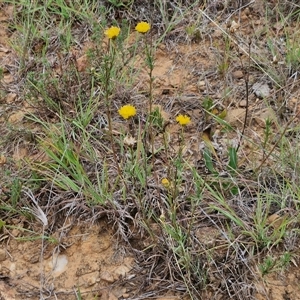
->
111, 257, 134, 280
112, 264, 131, 280
244, 7, 250, 16
248, 75, 255, 83
3, 74, 13, 84
51, 254, 68, 276
198, 80, 205, 91
87, 276, 97, 286
76, 54, 89, 72
212, 29, 222, 38
239, 100, 247, 107
240, 13, 248, 21
158, 44, 166, 51
232, 70, 244, 79
252, 82, 270, 98
11, 229, 20, 237
0, 249, 6, 261
79, 272, 98, 287
5, 93, 17, 104
0, 46, 10, 53
100, 271, 115, 283
254, 19, 262, 25
8, 111, 25, 123
267, 213, 286, 229
11, 218, 20, 225
0, 155, 6, 165
13, 147, 28, 161
108, 293, 118, 300
224, 108, 246, 127
253, 107, 277, 128
230, 20, 240, 33
30, 254, 40, 264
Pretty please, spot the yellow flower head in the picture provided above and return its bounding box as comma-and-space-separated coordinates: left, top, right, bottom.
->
176, 114, 191, 126
161, 178, 170, 188
104, 26, 120, 39
135, 22, 151, 33
118, 105, 136, 119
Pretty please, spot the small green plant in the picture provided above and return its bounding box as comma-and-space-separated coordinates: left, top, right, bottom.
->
279, 252, 292, 269
202, 97, 214, 112
10, 178, 22, 208
259, 255, 276, 276
259, 251, 293, 276
0, 67, 3, 80
185, 24, 201, 42
217, 36, 231, 77
75, 287, 82, 300
149, 107, 165, 132
228, 146, 238, 172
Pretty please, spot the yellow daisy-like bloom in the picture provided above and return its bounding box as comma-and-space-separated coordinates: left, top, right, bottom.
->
176, 114, 191, 126
118, 105, 137, 119
161, 178, 170, 188
135, 22, 151, 33
104, 26, 120, 39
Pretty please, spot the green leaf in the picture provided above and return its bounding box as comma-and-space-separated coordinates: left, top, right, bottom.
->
0, 219, 6, 230
230, 185, 239, 195
228, 147, 238, 172
203, 97, 213, 111
203, 147, 216, 173
203, 109, 233, 131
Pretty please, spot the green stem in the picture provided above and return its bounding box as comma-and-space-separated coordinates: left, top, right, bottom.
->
104, 40, 126, 189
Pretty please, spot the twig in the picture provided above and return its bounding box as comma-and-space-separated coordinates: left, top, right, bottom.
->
236, 40, 251, 152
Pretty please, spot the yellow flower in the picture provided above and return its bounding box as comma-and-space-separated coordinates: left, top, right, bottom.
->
104, 26, 120, 39
161, 178, 170, 188
135, 22, 151, 33
118, 105, 136, 119
176, 114, 191, 126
